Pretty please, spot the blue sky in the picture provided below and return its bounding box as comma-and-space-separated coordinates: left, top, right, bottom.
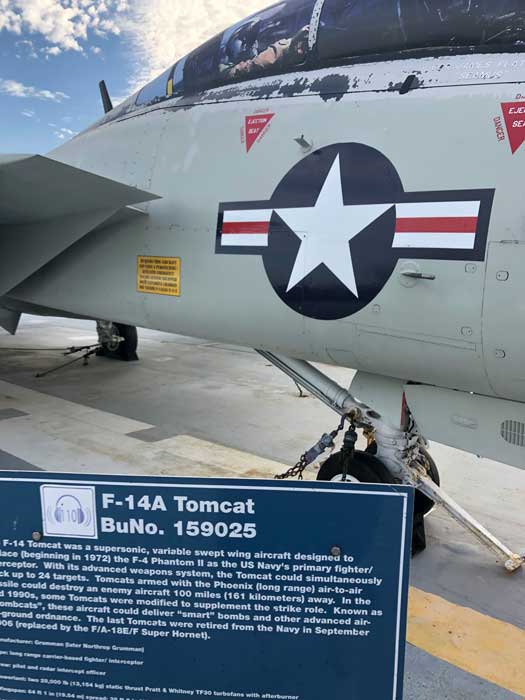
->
0, 0, 267, 154
0, 28, 129, 153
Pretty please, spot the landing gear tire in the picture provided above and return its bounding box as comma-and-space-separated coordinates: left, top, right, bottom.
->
317, 450, 394, 485
317, 449, 439, 556
365, 441, 440, 516
97, 323, 139, 362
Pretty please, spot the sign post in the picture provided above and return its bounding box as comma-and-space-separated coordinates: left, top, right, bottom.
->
0, 473, 413, 700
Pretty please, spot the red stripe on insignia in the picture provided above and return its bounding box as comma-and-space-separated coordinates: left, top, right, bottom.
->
222, 222, 269, 234
395, 217, 478, 233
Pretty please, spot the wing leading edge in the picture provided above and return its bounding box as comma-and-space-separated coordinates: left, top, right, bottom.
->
0, 155, 160, 307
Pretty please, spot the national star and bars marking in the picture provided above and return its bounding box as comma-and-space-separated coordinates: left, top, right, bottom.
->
215, 144, 494, 320
218, 200, 483, 251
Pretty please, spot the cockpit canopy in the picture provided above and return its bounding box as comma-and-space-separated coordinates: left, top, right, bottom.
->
136, 0, 525, 108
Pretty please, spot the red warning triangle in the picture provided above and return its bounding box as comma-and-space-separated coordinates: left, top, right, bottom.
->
245, 113, 274, 152
501, 101, 525, 154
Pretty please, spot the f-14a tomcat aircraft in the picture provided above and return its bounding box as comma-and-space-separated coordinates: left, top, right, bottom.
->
1, 0, 525, 568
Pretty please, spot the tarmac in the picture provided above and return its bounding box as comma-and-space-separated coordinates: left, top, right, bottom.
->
0, 315, 524, 700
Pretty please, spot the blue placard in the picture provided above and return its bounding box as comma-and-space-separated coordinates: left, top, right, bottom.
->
0, 472, 413, 700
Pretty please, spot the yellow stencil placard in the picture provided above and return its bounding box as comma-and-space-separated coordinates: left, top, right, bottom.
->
137, 256, 181, 297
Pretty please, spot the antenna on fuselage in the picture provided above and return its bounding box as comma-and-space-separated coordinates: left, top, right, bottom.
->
99, 80, 114, 114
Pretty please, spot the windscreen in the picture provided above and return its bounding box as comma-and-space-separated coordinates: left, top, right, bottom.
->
135, 65, 173, 107
167, 57, 187, 97
184, 34, 224, 92
185, 0, 315, 88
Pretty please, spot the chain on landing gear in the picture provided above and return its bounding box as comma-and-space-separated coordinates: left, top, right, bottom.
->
275, 415, 348, 480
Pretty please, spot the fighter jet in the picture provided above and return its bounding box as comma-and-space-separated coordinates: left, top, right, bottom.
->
1, 0, 525, 568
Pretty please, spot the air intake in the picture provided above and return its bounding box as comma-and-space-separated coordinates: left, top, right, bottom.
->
500, 420, 525, 447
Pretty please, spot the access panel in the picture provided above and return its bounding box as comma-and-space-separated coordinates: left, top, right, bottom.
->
483, 242, 525, 401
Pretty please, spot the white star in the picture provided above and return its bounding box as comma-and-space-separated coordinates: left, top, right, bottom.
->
275, 155, 393, 297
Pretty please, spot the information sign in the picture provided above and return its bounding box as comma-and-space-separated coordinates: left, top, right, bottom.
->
0, 473, 413, 700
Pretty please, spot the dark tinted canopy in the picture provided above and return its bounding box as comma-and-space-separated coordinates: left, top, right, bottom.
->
135, 0, 525, 107
318, 0, 525, 61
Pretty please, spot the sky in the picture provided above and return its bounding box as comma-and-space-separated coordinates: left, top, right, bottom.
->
0, 0, 268, 153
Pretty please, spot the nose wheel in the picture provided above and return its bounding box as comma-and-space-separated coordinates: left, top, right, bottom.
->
317, 449, 392, 484
317, 448, 440, 556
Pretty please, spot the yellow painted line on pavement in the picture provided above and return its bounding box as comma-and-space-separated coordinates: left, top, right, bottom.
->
408, 587, 525, 697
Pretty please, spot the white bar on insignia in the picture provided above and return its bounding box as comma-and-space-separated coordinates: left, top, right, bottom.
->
395, 201, 481, 218
221, 234, 269, 247
223, 209, 273, 223
393, 233, 476, 249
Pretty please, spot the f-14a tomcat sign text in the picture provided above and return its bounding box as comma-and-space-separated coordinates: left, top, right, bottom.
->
0, 473, 413, 700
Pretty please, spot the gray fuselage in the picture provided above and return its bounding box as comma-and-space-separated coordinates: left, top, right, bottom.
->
6, 52, 525, 402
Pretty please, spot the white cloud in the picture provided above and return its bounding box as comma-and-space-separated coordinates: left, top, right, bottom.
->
54, 126, 77, 140
123, 0, 269, 94
0, 78, 69, 102
21, 109, 35, 117
0, 0, 128, 52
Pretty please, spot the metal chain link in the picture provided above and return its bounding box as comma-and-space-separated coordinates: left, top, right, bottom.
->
274, 415, 347, 480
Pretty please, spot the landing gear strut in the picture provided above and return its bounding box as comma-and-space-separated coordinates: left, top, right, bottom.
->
258, 350, 523, 572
